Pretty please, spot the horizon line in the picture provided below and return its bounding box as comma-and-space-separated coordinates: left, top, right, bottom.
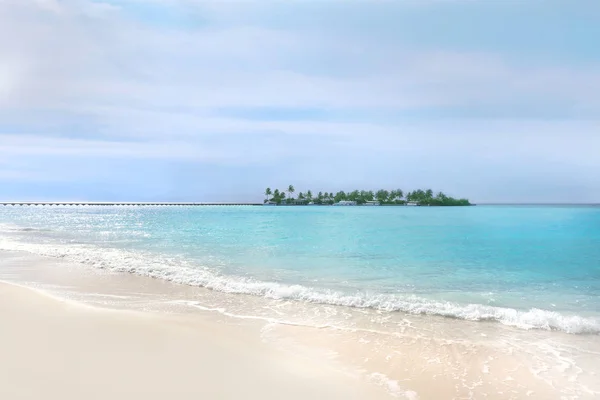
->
1, 201, 599, 206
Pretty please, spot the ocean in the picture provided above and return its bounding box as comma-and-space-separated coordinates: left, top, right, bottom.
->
1, 204, 599, 398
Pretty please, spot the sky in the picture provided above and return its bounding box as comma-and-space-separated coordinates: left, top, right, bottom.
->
0, 0, 599, 203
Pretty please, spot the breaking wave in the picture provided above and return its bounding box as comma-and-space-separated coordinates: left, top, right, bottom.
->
1, 236, 599, 335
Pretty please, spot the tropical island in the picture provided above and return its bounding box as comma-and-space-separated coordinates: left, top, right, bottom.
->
263, 186, 472, 206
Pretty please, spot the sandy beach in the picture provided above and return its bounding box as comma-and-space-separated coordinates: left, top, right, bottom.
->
0, 281, 389, 400
1, 247, 599, 400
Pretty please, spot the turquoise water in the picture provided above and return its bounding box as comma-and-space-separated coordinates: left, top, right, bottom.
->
1, 205, 599, 333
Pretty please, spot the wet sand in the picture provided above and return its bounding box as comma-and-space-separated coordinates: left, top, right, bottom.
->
0, 281, 389, 400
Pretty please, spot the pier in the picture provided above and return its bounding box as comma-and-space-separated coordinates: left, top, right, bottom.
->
0, 202, 262, 207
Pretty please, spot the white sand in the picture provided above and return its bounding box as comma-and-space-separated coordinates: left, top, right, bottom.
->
3, 252, 597, 399
0, 282, 389, 400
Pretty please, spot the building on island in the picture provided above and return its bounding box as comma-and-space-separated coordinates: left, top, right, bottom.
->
334, 200, 357, 206
364, 201, 380, 206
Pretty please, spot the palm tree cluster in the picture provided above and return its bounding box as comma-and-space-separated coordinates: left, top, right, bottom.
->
405, 189, 471, 206
264, 186, 470, 206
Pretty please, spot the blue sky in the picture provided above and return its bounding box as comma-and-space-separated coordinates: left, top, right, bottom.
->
1, 0, 599, 202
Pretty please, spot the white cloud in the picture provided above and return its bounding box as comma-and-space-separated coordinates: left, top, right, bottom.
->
2, 0, 599, 114
0, 0, 599, 201
0, 133, 283, 166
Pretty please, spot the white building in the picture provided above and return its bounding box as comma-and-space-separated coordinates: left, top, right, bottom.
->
334, 200, 357, 206
363, 201, 380, 206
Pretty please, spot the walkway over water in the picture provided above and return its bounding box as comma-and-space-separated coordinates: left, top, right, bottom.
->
0, 202, 262, 207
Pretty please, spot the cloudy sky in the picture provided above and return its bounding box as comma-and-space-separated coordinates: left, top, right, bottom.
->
1, 0, 599, 202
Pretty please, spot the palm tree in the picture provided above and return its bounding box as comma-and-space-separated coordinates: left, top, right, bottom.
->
395, 189, 404, 200
376, 189, 390, 204
334, 191, 346, 203
264, 188, 272, 203
306, 190, 313, 202
414, 189, 425, 202
288, 185, 295, 200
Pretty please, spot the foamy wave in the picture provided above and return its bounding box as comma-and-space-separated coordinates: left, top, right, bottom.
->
1, 237, 599, 335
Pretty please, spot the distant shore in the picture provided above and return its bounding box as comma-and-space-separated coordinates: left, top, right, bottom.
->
263, 186, 472, 206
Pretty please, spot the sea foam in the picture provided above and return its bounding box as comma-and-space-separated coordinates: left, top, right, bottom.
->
1, 236, 599, 335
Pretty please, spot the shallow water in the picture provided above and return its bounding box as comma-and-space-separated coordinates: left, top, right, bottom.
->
1, 205, 599, 333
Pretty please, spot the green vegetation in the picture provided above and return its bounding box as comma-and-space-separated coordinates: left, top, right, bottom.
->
405, 189, 471, 206
264, 186, 471, 206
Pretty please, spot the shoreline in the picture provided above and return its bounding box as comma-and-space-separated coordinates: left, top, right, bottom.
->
2, 250, 599, 399
1, 231, 597, 335
0, 279, 391, 400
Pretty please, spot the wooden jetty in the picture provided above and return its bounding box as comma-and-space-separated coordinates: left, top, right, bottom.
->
0, 202, 262, 207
